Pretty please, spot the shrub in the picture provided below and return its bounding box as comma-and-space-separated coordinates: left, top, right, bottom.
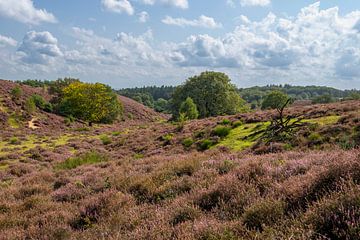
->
197, 139, 214, 151
306, 186, 360, 239
221, 119, 231, 125
100, 135, 112, 145
161, 133, 173, 145
212, 126, 231, 138
308, 132, 323, 145
170, 205, 201, 225
182, 137, 194, 149
9, 137, 20, 145
24, 97, 36, 114
243, 199, 285, 231
10, 86, 22, 102
232, 120, 243, 128
56, 151, 108, 170
217, 160, 235, 175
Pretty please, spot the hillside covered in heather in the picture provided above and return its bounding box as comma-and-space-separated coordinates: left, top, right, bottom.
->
1, 79, 360, 239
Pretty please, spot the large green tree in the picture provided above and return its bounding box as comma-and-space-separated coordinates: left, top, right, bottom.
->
261, 91, 290, 110
179, 97, 199, 120
172, 71, 249, 118
59, 82, 123, 125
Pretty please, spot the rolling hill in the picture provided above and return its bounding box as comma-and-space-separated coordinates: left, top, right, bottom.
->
1, 80, 360, 239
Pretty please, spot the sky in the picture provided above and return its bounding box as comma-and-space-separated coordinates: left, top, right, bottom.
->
0, 0, 360, 89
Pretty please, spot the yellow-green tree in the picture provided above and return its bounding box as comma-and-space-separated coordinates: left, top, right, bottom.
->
59, 82, 123, 125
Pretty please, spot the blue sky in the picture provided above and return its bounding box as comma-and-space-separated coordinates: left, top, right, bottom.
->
0, 0, 360, 89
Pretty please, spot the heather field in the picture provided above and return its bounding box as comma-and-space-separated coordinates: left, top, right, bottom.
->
1, 81, 360, 239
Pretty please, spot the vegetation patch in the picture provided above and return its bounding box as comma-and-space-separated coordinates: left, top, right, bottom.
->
217, 122, 270, 151
56, 151, 108, 170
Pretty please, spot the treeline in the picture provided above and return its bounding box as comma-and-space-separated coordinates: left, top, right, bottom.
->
116, 86, 176, 113
117, 83, 360, 111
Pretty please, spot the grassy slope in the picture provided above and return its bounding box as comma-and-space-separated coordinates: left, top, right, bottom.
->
1, 82, 360, 239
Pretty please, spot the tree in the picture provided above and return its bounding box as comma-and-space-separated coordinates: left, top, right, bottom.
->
59, 82, 123, 125
312, 94, 334, 104
261, 91, 290, 110
179, 97, 199, 120
24, 97, 36, 114
154, 98, 169, 113
11, 86, 22, 103
172, 71, 249, 118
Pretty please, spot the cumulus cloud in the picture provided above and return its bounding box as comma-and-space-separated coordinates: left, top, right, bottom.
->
0, 35, 17, 47
140, 0, 188, 9
0, 0, 57, 25
17, 31, 62, 64
162, 15, 222, 28
101, 0, 134, 15
138, 11, 149, 23
240, 0, 271, 7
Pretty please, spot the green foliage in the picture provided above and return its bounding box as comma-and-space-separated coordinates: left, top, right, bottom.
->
24, 97, 36, 114
212, 126, 231, 138
182, 138, 194, 149
100, 135, 112, 145
308, 132, 323, 145
172, 71, 249, 118
10, 86, 22, 102
64, 115, 75, 126
161, 133, 174, 145
231, 120, 243, 128
59, 82, 123, 125
154, 98, 169, 113
261, 90, 290, 110
197, 139, 214, 151
56, 151, 108, 170
221, 119, 231, 125
312, 94, 334, 104
179, 97, 199, 120
9, 137, 20, 145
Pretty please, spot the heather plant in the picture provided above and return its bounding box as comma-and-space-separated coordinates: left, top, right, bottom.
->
170, 205, 201, 226
197, 139, 215, 151
242, 199, 285, 231
217, 160, 235, 175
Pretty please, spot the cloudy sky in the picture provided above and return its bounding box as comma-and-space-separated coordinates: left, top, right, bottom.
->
0, 0, 360, 89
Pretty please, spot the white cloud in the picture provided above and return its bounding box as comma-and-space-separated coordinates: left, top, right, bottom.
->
101, 0, 134, 15
226, 0, 236, 8
140, 0, 188, 9
162, 15, 222, 28
0, 0, 56, 25
240, 0, 270, 7
17, 31, 62, 64
2, 2, 360, 89
0, 35, 17, 47
138, 11, 149, 23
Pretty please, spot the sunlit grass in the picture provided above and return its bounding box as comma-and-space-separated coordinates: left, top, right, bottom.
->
56, 151, 108, 170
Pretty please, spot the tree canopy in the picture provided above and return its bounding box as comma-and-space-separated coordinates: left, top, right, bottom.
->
179, 97, 199, 120
261, 91, 290, 110
59, 82, 123, 125
172, 71, 249, 118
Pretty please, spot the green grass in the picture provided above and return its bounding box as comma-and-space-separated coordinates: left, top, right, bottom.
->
217, 122, 270, 151
56, 151, 108, 170
7, 114, 21, 128
305, 115, 341, 126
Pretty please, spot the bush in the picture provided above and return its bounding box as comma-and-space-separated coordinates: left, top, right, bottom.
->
24, 97, 36, 114
182, 138, 194, 149
197, 139, 214, 151
306, 186, 360, 239
56, 151, 108, 170
161, 133, 173, 145
212, 126, 231, 138
217, 160, 235, 175
100, 135, 112, 145
221, 119, 231, 125
9, 137, 20, 145
170, 206, 201, 226
232, 120, 243, 128
243, 199, 285, 231
308, 132, 323, 145
10, 86, 22, 101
